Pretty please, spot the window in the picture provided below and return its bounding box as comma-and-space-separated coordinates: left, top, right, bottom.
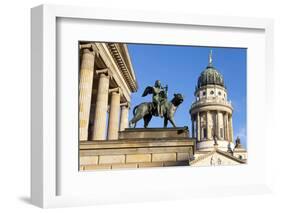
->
210, 90, 214, 95
203, 128, 207, 139
218, 91, 221, 96
203, 91, 206, 96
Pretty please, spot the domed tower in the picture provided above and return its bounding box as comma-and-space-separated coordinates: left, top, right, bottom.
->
190, 51, 234, 152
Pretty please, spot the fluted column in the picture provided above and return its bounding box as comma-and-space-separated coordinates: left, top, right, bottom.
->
191, 117, 195, 138
88, 78, 99, 140
107, 88, 121, 140
229, 114, 234, 142
79, 47, 95, 141
119, 102, 130, 131
224, 113, 229, 140
92, 69, 110, 140
196, 112, 201, 141
216, 111, 220, 139
206, 111, 210, 139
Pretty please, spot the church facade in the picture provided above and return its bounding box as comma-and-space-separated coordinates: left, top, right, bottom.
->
189, 51, 247, 166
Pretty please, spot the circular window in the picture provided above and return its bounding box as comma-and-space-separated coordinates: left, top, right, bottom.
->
203, 91, 206, 96
210, 91, 214, 95
218, 91, 222, 95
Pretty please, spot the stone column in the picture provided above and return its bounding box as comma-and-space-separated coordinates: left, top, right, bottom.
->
119, 102, 130, 131
191, 117, 195, 138
88, 78, 99, 141
229, 114, 234, 142
79, 47, 95, 141
196, 112, 201, 141
224, 113, 229, 140
107, 88, 121, 140
92, 69, 110, 140
216, 111, 220, 139
206, 111, 210, 139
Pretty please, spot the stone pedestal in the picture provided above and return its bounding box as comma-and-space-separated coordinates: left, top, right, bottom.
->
119, 127, 189, 139
80, 127, 195, 171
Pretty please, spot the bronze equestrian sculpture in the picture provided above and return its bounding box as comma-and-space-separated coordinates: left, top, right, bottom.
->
129, 80, 184, 128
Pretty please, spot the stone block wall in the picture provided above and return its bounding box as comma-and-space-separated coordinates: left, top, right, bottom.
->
80, 138, 195, 170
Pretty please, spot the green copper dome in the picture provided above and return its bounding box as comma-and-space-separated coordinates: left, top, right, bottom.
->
197, 51, 225, 89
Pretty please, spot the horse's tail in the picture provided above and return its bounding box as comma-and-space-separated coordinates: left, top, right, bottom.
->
133, 104, 139, 116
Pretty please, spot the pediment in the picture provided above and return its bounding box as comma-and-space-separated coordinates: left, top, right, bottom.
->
190, 149, 246, 166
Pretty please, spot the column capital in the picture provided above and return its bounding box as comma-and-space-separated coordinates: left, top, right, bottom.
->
80, 43, 99, 56
80, 44, 96, 55
109, 87, 121, 94
80, 43, 94, 50
120, 102, 131, 109
96, 68, 112, 77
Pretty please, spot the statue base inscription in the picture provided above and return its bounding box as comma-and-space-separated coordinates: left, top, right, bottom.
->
80, 127, 195, 171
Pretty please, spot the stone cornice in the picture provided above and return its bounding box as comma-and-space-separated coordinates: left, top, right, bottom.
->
107, 43, 138, 92
189, 99, 233, 114
94, 43, 131, 102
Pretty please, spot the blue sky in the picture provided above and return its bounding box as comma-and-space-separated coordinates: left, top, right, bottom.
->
127, 44, 247, 148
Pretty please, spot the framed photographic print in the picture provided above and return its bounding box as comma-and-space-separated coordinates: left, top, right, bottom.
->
31, 4, 274, 208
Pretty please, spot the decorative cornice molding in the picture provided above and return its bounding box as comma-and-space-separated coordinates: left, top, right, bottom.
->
107, 43, 138, 92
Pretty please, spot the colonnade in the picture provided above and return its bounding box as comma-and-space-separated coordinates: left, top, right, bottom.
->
79, 46, 130, 141
191, 111, 234, 142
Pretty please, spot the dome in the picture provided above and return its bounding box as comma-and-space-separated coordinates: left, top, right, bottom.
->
196, 51, 224, 89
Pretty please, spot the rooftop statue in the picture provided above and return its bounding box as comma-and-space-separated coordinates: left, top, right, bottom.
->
129, 80, 184, 128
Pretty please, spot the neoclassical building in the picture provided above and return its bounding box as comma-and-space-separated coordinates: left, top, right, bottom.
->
79, 42, 138, 141
189, 51, 247, 165
79, 42, 196, 171
79, 45, 246, 170
190, 51, 234, 152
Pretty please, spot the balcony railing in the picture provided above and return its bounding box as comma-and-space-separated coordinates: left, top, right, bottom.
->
190, 97, 232, 109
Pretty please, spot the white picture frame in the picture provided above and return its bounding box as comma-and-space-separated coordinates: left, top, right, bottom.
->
31, 4, 274, 208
